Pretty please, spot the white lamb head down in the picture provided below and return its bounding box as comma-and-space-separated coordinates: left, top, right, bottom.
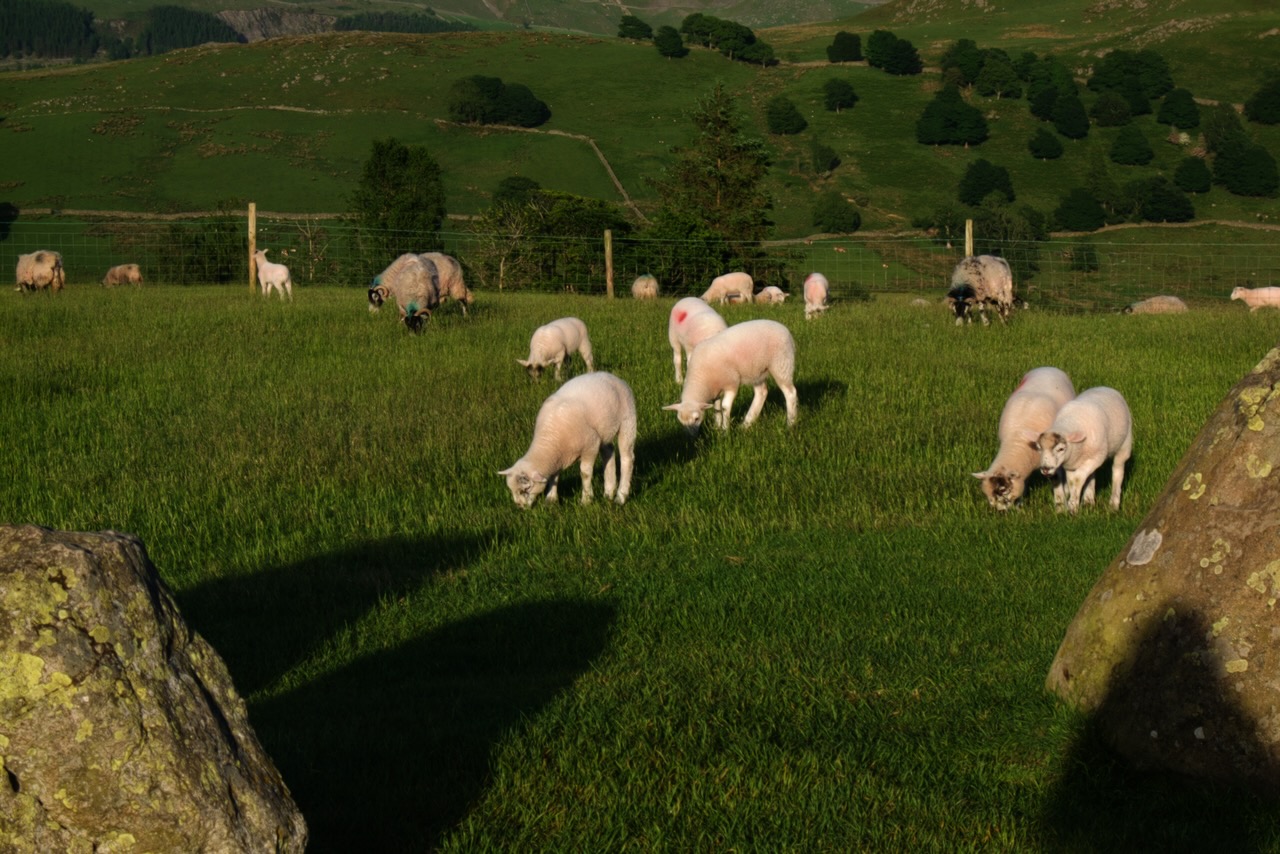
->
664, 401, 712, 435
976, 469, 1023, 511
498, 464, 548, 509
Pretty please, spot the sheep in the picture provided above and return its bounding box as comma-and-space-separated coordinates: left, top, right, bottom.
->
1230, 286, 1280, 311
15, 250, 64, 293
518, 317, 594, 380
947, 255, 1014, 326
668, 297, 728, 385
701, 271, 753, 305
419, 252, 473, 316
1124, 295, 1187, 314
754, 285, 788, 304
368, 253, 441, 333
972, 367, 1076, 511
631, 274, 659, 299
1033, 386, 1133, 515
102, 263, 143, 288
253, 249, 292, 300
499, 371, 636, 508
803, 272, 830, 320
664, 318, 798, 434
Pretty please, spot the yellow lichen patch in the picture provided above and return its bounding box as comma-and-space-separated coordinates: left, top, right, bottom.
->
1212, 616, 1230, 637
101, 832, 138, 851
1182, 472, 1207, 500
89, 625, 111, 644
0, 652, 48, 702
1246, 454, 1274, 478
1226, 659, 1249, 673
75, 719, 94, 743
1247, 560, 1280, 596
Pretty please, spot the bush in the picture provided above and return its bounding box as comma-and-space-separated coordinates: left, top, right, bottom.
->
1028, 127, 1064, 160
1157, 88, 1201, 129
1090, 91, 1132, 127
823, 79, 859, 112
1244, 78, 1280, 125
1173, 157, 1212, 193
958, 159, 1014, 206
1110, 124, 1154, 166
809, 138, 840, 174
826, 31, 861, 63
1054, 188, 1106, 232
617, 15, 652, 40
1051, 93, 1089, 139
765, 96, 807, 135
447, 76, 550, 128
812, 192, 861, 234
1213, 140, 1280, 197
916, 86, 988, 146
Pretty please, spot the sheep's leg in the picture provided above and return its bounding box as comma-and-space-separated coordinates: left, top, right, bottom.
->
580, 343, 594, 373
616, 441, 634, 505
1110, 445, 1131, 510
600, 443, 617, 500
779, 381, 799, 426
553, 358, 564, 381
579, 445, 600, 504
1082, 475, 1097, 506
741, 383, 769, 427
673, 348, 684, 384
545, 472, 560, 504
1051, 469, 1066, 509
1064, 470, 1087, 514
716, 390, 736, 430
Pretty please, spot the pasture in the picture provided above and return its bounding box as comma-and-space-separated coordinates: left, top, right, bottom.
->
3, 285, 1280, 849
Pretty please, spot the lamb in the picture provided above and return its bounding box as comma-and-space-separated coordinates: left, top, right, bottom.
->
518, 317, 594, 380
803, 272, 830, 320
419, 252, 473, 316
972, 367, 1076, 511
1124, 295, 1187, 314
1230, 286, 1280, 311
668, 297, 728, 385
631, 274, 659, 299
701, 271, 753, 305
253, 249, 292, 300
947, 255, 1014, 325
102, 263, 143, 288
499, 371, 636, 508
368, 253, 441, 332
754, 285, 788, 304
1033, 386, 1133, 515
15, 250, 64, 293
664, 318, 798, 434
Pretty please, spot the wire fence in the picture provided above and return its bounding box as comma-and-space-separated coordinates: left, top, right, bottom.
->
6, 213, 1280, 312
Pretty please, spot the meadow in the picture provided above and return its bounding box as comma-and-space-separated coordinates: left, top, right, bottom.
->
3, 284, 1280, 849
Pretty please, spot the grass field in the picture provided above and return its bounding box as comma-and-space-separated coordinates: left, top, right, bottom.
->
3, 285, 1280, 849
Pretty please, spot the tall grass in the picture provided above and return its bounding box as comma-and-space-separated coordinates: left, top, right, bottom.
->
3, 287, 1279, 850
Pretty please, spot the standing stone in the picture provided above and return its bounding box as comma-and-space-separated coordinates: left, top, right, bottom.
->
0, 525, 307, 852
1047, 346, 1280, 788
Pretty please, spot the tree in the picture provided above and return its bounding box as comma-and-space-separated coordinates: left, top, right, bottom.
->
447, 76, 550, 127
864, 29, 896, 68
812, 191, 861, 233
940, 39, 984, 87
1086, 149, 1125, 223
499, 82, 551, 128
1030, 85, 1059, 121
492, 176, 541, 207
826, 31, 861, 63
1157, 88, 1200, 129
1088, 49, 1172, 100
1110, 124, 1154, 166
823, 78, 859, 112
916, 86, 988, 146
1052, 92, 1090, 139
809, 138, 840, 174
1124, 176, 1195, 222
1090, 91, 1132, 127
883, 36, 923, 76
975, 56, 1021, 99
765, 96, 806, 135
654, 26, 687, 59
1202, 104, 1247, 154
1213, 139, 1280, 197
1054, 188, 1106, 232
1028, 127, 1064, 160
350, 138, 446, 265
958, 159, 1014, 206
1174, 156, 1212, 193
617, 15, 652, 40
1244, 77, 1280, 125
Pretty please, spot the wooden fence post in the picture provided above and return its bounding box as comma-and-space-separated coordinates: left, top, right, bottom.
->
604, 229, 614, 298
964, 218, 973, 257
248, 202, 257, 294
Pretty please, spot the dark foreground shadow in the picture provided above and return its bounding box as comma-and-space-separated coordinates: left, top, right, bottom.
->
0, 202, 18, 242
252, 598, 616, 852
796, 378, 847, 417
1039, 608, 1280, 851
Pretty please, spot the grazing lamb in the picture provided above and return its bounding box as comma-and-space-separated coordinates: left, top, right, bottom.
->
803, 272, 830, 320
947, 255, 1014, 325
1033, 386, 1133, 515
631, 274, 659, 299
518, 317, 594, 380
420, 252, 473, 316
15, 250, 64, 293
1230, 286, 1280, 311
1124, 295, 1187, 314
668, 297, 728, 385
499, 371, 636, 507
664, 319, 798, 434
701, 271, 754, 305
368, 253, 441, 332
253, 249, 292, 300
102, 263, 143, 288
754, 285, 788, 304
972, 367, 1076, 511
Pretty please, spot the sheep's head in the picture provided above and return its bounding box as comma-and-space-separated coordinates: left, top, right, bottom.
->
1036, 431, 1072, 477
404, 308, 430, 334
664, 401, 711, 436
367, 284, 389, 312
516, 359, 544, 380
1231, 287, 1245, 301
973, 469, 1022, 511
498, 465, 548, 509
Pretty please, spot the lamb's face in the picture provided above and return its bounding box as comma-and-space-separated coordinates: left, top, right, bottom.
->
664, 402, 707, 436
500, 468, 547, 509
982, 471, 1023, 511
1037, 432, 1069, 477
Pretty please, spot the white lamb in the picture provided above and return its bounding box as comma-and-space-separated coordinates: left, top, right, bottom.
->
368, 253, 441, 332
254, 249, 292, 300
1033, 386, 1133, 515
803, 272, 830, 320
420, 252, 473, 316
1124, 295, 1187, 314
947, 255, 1014, 325
499, 371, 636, 508
972, 367, 1076, 511
664, 319, 798, 434
631, 274, 659, 299
518, 317, 594, 380
701, 271, 753, 305
668, 297, 728, 385
1230, 286, 1280, 311
15, 250, 64, 293
102, 263, 143, 287
754, 285, 788, 304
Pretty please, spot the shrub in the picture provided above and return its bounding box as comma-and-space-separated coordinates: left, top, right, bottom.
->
1213, 140, 1280, 197
1054, 188, 1106, 232
1244, 77, 1280, 125
1157, 88, 1200, 129
447, 76, 550, 128
826, 31, 861, 63
1110, 124, 1154, 166
809, 138, 840, 174
1052, 93, 1089, 139
958, 159, 1014, 206
1028, 127, 1064, 160
765, 96, 807, 135
1090, 91, 1132, 127
823, 79, 859, 112
1173, 157, 1212, 193
812, 192, 861, 233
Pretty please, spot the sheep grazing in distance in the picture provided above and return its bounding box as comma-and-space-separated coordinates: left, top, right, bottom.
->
499, 371, 636, 508
947, 255, 1014, 325
15, 250, 64, 293
1033, 386, 1133, 515
368, 253, 441, 332
803, 272, 830, 320
665, 319, 798, 434
102, 263, 143, 288
1230, 286, 1280, 311
518, 317, 594, 380
668, 297, 728, 385
253, 249, 293, 300
420, 252, 473, 316
754, 285, 788, 305
1124, 295, 1187, 314
701, 271, 753, 305
972, 367, 1076, 511
631, 274, 659, 299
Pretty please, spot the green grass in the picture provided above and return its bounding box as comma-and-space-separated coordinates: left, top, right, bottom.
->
3, 286, 1280, 849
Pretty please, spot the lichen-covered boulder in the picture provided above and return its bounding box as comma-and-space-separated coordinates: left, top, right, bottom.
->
1047, 346, 1280, 788
0, 525, 307, 852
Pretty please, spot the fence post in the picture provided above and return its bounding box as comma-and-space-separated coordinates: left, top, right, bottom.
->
604, 229, 614, 298
964, 218, 973, 257
248, 202, 257, 294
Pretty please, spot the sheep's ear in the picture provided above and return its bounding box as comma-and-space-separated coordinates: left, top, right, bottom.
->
497, 467, 514, 476
972, 471, 989, 479
516, 359, 529, 367
1019, 429, 1040, 444
1065, 431, 1086, 444
662, 403, 682, 411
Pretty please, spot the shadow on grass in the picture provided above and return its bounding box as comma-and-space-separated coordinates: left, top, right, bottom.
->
796, 378, 847, 417
1039, 607, 1280, 850
252, 598, 616, 852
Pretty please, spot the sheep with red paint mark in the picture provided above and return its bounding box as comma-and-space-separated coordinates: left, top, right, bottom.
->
667, 297, 727, 384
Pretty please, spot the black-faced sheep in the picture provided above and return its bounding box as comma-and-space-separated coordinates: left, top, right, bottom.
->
368, 253, 441, 332
15, 251, 64, 294
947, 255, 1014, 325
